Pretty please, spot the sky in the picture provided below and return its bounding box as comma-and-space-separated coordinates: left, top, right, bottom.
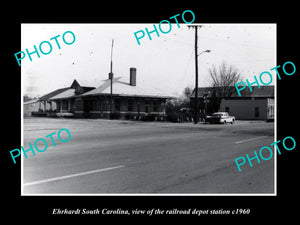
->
21, 23, 276, 98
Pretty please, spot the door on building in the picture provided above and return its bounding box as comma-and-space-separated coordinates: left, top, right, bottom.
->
83, 100, 91, 117
255, 107, 260, 118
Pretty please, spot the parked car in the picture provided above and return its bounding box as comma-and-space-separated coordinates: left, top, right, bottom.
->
205, 112, 235, 124
56, 110, 74, 118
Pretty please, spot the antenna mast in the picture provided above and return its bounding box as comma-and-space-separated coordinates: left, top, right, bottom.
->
109, 39, 114, 116
110, 39, 114, 73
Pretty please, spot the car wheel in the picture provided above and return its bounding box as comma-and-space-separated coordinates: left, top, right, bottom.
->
223, 120, 227, 124
231, 119, 235, 124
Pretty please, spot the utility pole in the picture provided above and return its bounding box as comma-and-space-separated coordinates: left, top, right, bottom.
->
188, 25, 211, 124
194, 26, 199, 124
188, 25, 202, 124
109, 39, 114, 117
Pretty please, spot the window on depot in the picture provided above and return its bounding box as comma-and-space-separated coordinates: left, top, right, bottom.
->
153, 101, 159, 112
115, 99, 120, 112
145, 100, 149, 113
128, 99, 133, 112
62, 100, 68, 110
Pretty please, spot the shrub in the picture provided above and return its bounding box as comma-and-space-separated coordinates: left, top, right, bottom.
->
109, 112, 121, 120
124, 112, 135, 120
166, 113, 179, 123
142, 114, 154, 121
141, 113, 165, 122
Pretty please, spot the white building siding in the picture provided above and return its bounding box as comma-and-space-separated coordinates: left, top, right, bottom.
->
220, 99, 268, 120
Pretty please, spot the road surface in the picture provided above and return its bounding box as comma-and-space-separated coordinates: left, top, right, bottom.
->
22, 118, 275, 195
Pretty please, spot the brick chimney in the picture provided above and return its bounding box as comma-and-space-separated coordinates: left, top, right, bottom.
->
130, 67, 136, 86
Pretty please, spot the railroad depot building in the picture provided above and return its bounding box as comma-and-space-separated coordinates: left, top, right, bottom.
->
27, 79, 95, 117
72, 68, 173, 118
190, 85, 274, 120
48, 79, 95, 114
29, 68, 173, 119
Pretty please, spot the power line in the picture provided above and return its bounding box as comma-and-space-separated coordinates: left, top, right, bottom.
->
175, 48, 194, 90
160, 35, 194, 47
200, 35, 274, 51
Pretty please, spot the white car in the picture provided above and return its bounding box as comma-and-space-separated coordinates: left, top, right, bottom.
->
56, 110, 74, 118
206, 112, 235, 124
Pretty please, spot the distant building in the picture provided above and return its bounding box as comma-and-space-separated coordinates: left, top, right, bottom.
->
31, 68, 174, 119
23, 99, 39, 116
190, 85, 274, 120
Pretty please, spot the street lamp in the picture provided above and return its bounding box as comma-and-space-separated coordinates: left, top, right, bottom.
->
198, 49, 211, 56
194, 49, 211, 124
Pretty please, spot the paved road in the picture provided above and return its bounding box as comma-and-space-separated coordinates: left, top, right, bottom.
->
22, 118, 275, 194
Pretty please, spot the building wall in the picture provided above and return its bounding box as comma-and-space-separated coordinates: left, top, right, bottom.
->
74, 96, 166, 118
267, 98, 275, 119
39, 101, 57, 111
55, 99, 74, 112
24, 102, 39, 116
117, 97, 165, 113
219, 98, 268, 120
24, 101, 57, 116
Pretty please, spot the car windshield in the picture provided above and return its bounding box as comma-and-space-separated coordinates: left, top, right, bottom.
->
212, 113, 223, 117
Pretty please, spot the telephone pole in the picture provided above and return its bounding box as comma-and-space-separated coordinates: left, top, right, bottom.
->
188, 25, 211, 124
188, 25, 202, 124
109, 39, 114, 117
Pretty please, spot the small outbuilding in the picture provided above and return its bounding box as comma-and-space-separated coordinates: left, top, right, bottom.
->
23, 99, 39, 117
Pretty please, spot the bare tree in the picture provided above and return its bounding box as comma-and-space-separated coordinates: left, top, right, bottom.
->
166, 86, 193, 114
23, 94, 38, 102
206, 61, 242, 112
208, 61, 242, 98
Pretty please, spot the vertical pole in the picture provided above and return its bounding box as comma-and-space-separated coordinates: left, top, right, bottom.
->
110, 39, 114, 116
205, 97, 208, 116
194, 26, 199, 124
110, 76, 112, 114
137, 98, 140, 116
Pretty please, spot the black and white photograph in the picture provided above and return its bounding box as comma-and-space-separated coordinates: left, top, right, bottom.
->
21, 23, 276, 195
4, 4, 298, 221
